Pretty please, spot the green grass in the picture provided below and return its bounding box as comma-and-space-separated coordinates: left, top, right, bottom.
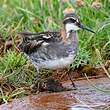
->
0, 0, 110, 103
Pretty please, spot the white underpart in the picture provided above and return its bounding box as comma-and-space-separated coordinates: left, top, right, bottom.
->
65, 23, 80, 38
32, 54, 75, 70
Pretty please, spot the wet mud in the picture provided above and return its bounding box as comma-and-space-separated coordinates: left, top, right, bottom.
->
0, 77, 110, 110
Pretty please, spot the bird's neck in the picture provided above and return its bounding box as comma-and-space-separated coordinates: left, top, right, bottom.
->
60, 23, 78, 45
65, 23, 78, 51
66, 31, 78, 53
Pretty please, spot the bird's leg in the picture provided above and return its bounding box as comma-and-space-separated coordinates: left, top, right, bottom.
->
67, 68, 76, 89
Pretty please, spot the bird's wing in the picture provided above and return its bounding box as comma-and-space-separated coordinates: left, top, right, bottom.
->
18, 31, 61, 54
18, 31, 61, 41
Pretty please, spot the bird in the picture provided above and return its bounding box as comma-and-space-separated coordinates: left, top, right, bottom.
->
18, 8, 95, 90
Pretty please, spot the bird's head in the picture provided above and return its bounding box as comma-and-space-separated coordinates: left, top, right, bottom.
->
63, 8, 95, 34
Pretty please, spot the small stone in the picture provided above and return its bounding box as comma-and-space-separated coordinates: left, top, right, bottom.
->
91, 0, 102, 10
46, 77, 66, 92
76, 0, 84, 7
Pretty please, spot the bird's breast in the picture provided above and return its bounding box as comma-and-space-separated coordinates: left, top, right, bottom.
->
32, 54, 75, 69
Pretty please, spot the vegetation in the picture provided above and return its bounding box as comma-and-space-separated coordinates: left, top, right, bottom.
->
0, 0, 110, 103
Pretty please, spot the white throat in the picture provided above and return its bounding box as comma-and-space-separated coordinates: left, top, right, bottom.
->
65, 23, 80, 33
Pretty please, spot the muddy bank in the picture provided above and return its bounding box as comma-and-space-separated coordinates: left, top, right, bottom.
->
0, 77, 110, 110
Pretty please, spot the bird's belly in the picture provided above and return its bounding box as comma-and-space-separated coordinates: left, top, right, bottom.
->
34, 55, 75, 69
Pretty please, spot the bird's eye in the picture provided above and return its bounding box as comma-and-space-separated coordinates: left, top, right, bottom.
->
70, 18, 76, 23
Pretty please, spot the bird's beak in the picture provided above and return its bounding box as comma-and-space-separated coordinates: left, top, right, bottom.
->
79, 23, 95, 33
